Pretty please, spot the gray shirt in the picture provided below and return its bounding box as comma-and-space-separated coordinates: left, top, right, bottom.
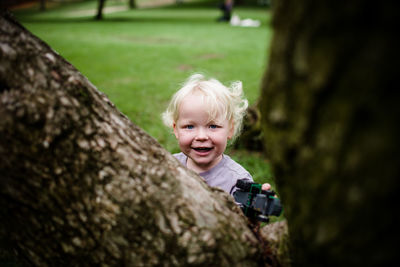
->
174, 152, 253, 195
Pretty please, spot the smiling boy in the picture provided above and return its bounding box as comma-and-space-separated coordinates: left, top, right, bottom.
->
163, 74, 270, 194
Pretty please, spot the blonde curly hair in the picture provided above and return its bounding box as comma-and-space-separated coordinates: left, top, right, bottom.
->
162, 73, 248, 141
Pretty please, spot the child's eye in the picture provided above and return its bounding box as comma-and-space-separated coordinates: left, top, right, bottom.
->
185, 125, 194, 129
209, 125, 218, 129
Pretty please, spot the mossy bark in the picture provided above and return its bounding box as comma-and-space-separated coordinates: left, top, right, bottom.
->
260, 0, 399, 266
0, 11, 266, 266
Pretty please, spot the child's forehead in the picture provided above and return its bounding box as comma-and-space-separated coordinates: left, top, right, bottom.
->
181, 92, 223, 110
178, 92, 228, 123
180, 93, 208, 109
182, 89, 219, 104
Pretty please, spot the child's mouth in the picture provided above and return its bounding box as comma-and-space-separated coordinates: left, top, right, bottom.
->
193, 147, 213, 152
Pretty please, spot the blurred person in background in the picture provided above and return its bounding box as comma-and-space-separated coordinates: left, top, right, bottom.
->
218, 0, 233, 22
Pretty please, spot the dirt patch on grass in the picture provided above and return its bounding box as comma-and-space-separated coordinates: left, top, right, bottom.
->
199, 53, 225, 60
118, 35, 180, 45
177, 64, 194, 71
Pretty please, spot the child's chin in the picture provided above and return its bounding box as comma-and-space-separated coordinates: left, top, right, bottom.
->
192, 158, 211, 164
191, 157, 212, 166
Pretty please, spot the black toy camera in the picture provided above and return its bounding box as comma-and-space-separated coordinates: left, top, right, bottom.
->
233, 179, 283, 222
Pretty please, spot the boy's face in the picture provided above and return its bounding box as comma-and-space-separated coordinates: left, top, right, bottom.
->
173, 93, 233, 173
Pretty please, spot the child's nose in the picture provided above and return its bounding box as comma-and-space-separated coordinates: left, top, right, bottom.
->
195, 128, 208, 140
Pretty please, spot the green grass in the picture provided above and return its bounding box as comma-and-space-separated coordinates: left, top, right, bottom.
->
13, 0, 275, 186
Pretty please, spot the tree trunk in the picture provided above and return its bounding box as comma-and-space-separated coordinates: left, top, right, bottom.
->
260, 0, 399, 266
40, 0, 46, 11
0, 11, 266, 266
96, 0, 106, 20
129, 0, 136, 9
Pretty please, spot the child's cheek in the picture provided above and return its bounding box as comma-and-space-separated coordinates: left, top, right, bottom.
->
178, 133, 192, 146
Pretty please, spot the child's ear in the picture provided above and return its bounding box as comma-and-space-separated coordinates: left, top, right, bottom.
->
173, 122, 179, 139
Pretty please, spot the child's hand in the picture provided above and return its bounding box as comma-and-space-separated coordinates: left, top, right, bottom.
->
262, 183, 272, 191
262, 183, 278, 197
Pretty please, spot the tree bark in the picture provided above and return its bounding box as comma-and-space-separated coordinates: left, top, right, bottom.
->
0, 11, 265, 266
96, 0, 106, 20
39, 0, 46, 11
260, 0, 399, 266
129, 0, 136, 9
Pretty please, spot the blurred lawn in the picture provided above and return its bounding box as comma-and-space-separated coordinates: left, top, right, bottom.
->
13, 0, 275, 186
